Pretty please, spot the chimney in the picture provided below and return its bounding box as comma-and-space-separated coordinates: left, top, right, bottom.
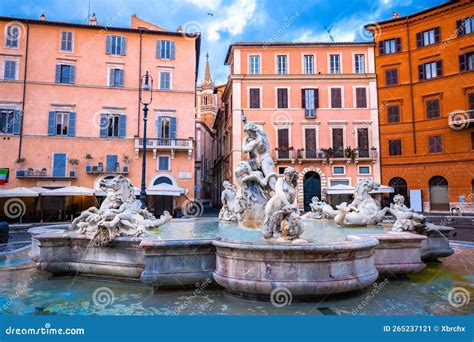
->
39, 14, 47, 21
392, 11, 400, 19
177, 25, 183, 33
89, 13, 98, 25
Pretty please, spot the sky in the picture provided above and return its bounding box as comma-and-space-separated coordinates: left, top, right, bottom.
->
0, 0, 447, 84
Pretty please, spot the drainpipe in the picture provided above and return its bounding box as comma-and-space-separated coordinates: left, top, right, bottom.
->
18, 20, 30, 159
406, 18, 417, 154
137, 30, 142, 136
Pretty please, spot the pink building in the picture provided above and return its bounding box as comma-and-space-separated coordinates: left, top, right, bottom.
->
220, 42, 381, 211
0, 14, 200, 220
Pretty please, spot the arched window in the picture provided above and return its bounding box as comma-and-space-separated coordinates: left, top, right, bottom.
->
153, 176, 173, 186
429, 176, 449, 211
389, 177, 408, 205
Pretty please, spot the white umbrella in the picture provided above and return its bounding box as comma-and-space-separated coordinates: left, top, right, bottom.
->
0, 187, 40, 197
42, 186, 95, 196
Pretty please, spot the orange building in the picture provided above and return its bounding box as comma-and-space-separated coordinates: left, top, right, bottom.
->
366, 0, 474, 213
0, 14, 200, 220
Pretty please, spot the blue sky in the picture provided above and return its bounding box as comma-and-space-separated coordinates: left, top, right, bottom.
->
1, 0, 446, 84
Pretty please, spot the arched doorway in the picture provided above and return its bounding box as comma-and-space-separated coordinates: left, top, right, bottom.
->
429, 176, 449, 211
303, 171, 321, 212
150, 176, 174, 216
389, 177, 408, 205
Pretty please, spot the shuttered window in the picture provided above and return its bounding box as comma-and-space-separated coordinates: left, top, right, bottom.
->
106, 35, 126, 55
459, 52, 474, 72
60, 31, 73, 52
357, 128, 369, 157
52, 153, 67, 177
249, 88, 260, 108
100, 114, 126, 139
0, 109, 20, 134
332, 128, 344, 156
156, 40, 176, 59
156, 116, 176, 139
3, 60, 17, 80
48, 111, 76, 137
456, 17, 473, 36
387, 105, 400, 123
55, 64, 76, 84
301, 88, 318, 118
277, 88, 288, 108
109, 68, 124, 87
159, 71, 171, 90
426, 99, 440, 119
379, 38, 401, 55
106, 155, 118, 172
330, 88, 342, 108
305, 128, 317, 158
158, 156, 170, 171
416, 27, 440, 47
355, 88, 367, 108
388, 139, 402, 156
277, 128, 289, 159
428, 135, 443, 153
385, 69, 398, 85
418, 61, 443, 80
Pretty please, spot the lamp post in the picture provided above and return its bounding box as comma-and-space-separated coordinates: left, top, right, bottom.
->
139, 71, 153, 209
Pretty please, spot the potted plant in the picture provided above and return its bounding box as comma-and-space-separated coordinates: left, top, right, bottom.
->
344, 147, 358, 161
85, 153, 93, 160
321, 147, 334, 162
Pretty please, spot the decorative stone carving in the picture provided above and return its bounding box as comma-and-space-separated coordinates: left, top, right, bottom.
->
301, 196, 338, 220
389, 194, 428, 233
230, 123, 278, 228
218, 181, 238, 222
69, 175, 172, 246
262, 167, 304, 242
333, 178, 389, 226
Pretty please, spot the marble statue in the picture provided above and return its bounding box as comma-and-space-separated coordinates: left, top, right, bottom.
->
389, 194, 428, 233
333, 178, 389, 226
230, 123, 278, 227
301, 196, 339, 220
262, 167, 304, 242
218, 181, 238, 222
69, 175, 172, 246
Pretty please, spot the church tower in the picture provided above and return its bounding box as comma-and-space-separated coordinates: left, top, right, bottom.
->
197, 53, 217, 129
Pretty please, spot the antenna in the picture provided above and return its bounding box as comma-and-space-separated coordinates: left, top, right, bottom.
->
324, 26, 335, 42
86, 0, 91, 23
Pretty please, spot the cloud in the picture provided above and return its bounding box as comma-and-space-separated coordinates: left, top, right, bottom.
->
207, 0, 258, 41
185, 0, 222, 10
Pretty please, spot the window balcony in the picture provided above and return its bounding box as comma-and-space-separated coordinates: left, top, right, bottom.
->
16, 168, 77, 179
296, 148, 378, 164
448, 109, 474, 130
273, 147, 297, 163
134, 138, 194, 159
85, 163, 129, 175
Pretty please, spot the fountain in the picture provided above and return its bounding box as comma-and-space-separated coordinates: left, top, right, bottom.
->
30, 123, 454, 300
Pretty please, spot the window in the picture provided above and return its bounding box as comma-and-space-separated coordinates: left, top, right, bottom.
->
329, 54, 340, 74
3, 60, 17, 80
419, 61, 442, 80
277, 128, 289, 159
428, 135, 443, 153
304, 55, 314, 74
156, 116, 176, 139
60, 31, 73, 52
55, 112, 69, 135
385, 69, 398, 86
277, 88, 288, 108
333, 166, 345, 175
469, 93, 474, 111
249, 55, 260, 74
379, 38, 401, 55
459, 52, 474, 72
157, 40, 175, 59
100, 114, 126, 139
387, 105, 400, 123
305, 128, 317, 158
330, 179, 349, 186
358, 166, 371, 175
278, 167, 286, 175
5, 25, 19, 48
330, 88, 342, 108
389, 139, 402, 156
106, 35, 126, 55
416, 27, 440, 47
357, 128, 369, 157
158, 156, 170, 171
52, 153, 67, 177
302, 88, 318, 118
106, 155, 118, 172
249, 88, 260, 108
159, 71, 171, 90
457, 17, 473, 36
0, 109, 19, 134
55, 64, 75, 84
354, 54, 365, 74
109, 68, 124, 87
332, 128, 344, 156
48, 111, 75, 137
355, 88, 367, 108
277, 55, 287, 74
426, 99, 440, 119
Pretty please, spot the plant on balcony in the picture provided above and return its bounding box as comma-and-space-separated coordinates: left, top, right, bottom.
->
344, 147, 358, 161
15, 157, 26, 164
68, 159, 80, 168
85, 153, 93, 160
321, 147, 334, 162
122, 154, 131, 164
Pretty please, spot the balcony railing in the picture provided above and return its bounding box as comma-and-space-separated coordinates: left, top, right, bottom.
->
16, 168, 77, 179
297, 148, 378, 162
85, 163, 129, 175
448, 109, 474, 130
273, 147, 297, 161
134, 138, 194, 159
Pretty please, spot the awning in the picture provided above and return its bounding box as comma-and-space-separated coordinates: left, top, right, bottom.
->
324, 184, 354, 195
42, 186, 95, 196
146, 183, 186, 197
0, 187, 41, 197
370, 185, 395, 194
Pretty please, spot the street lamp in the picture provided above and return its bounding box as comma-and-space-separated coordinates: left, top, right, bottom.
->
139, 71, 153, 208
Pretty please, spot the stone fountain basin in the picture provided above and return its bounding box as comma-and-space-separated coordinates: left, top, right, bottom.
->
213, 236, 379, 298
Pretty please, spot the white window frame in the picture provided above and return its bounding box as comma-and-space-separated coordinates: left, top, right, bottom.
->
275, 54, 289, 75
274, 122, 293, 151
329, 178, 351, 187
328, 53, 342, 74
51, 152, 68, 177
357, 165, 372, 176
107, 64, 124, 87
353, 86, 369, 109
160, 40, 172, 59
157, 155, 171, 171
55, 111, 69, 136
353, 53, 366, 74
302, 53, 315, 74
2, 58, 19, 80
110, 35, 124, 55
248, 54, 261, 75
353, 122, 373, 154
328, 86, 344, 109
4, 25, 20, 49
424, 61, 438, 79
384, 39, 397, 54
247, 86, 263, 109
60, 30, 74, 53
422, 29, 435, 46
332, 165, 346, 176
158, 68, 173, 90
